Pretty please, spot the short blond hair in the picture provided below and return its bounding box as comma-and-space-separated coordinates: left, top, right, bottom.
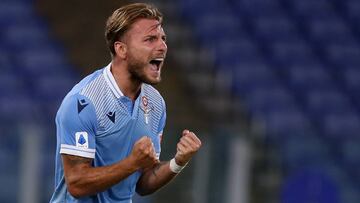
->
105, 3, 163, 56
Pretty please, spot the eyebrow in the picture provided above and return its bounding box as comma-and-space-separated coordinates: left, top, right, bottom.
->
144, 23, 166, 40
147, 22, 163, 33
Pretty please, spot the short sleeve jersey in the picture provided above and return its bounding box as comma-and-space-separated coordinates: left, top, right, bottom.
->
50, 63, 166, 203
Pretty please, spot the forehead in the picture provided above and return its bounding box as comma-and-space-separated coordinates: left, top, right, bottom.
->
128, 18, 165, 36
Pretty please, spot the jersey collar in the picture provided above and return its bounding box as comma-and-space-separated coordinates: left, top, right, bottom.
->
103, 63, 124, 99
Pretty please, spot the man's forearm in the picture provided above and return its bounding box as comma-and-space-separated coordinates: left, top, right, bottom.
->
136, 161, 178, 196
63, 155, 139, 198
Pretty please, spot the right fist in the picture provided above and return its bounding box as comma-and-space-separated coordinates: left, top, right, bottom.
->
130, 136, 158, 169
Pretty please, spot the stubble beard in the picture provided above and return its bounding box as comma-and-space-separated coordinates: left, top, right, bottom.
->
127, 54, 161, 85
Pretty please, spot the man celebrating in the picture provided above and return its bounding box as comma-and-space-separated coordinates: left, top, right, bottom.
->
50, 3, 201, 203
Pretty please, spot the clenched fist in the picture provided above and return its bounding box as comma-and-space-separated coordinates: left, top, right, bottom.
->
130, 136, 158, 170
175, 129, 202, 166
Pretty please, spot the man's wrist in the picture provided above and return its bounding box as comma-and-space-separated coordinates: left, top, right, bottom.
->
125, 155, 141, 171
169, 158, 187, 173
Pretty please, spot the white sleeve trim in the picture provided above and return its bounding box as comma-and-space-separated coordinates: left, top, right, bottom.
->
60, 144, 95, 159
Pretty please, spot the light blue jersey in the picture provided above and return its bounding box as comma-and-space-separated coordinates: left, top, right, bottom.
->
50, 63, 166, 203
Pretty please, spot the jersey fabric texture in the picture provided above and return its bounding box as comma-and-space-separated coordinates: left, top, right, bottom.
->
50, 63, 166, 203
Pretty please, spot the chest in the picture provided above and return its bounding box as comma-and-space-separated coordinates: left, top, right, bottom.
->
95, 100, 161, 158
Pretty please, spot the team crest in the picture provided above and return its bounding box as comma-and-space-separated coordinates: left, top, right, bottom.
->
140, 96, 153, 124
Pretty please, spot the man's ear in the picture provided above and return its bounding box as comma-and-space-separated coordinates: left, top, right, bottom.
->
114, 41, 127, 59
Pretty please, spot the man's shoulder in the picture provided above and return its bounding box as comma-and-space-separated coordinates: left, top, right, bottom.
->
57, 69, 104, 121
142, 84, 164, 100
66, 68, 104, 98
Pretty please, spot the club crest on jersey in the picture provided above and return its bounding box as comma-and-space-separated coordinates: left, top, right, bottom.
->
140, 96, 153, 124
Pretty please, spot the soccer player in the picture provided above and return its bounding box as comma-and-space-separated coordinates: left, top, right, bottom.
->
49, 3, 202, 203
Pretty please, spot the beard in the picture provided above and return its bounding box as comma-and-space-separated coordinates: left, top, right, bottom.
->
127, 52, 162, 85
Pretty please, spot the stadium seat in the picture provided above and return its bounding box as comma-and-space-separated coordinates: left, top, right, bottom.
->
261, 109, 310, 138
269, 40, 317, 66
286, 64, 333, 93
281, 169, 340, 203
0, 1, 34, 27
193, 12, 243, 47
0, 94, 40, 124
341, 138, 360, 176
214, 37, 261, 67
306, 18, 354, 44
343, 0, 360, 22
3, 21, 52, 51
15, 47, 70, 77
303, 88, 354, 118
279, 135, 331, 171
288, 0, 336, 20
324, 43, 360, 66
0, 72, 27, 97
321, 112, 360, 140
243, 85, 296, 116
230, 0, 283, 17
252, 14, 299, 42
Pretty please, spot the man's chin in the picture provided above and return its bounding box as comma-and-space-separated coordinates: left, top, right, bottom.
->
144, 77, 161, 85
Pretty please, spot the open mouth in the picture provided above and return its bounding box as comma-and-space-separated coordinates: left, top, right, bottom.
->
149, 58, 164, 70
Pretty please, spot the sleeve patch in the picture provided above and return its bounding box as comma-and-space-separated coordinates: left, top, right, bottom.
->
75, 131, 89, 149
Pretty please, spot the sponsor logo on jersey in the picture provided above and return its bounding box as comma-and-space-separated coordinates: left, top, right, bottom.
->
107, 111, 116, 123
77, 99, 89, 113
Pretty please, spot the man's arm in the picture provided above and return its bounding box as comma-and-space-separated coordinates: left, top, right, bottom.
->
63, 136, 157, 198
136, 130, 201, 195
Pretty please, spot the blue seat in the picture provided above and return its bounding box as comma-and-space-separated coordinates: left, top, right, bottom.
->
341, 67, 360, 105
244, 85, 296, 116
0, 1, 34, 27
16, 47, 69, 77
288, 0, 337, 20
262, 109, 310, 138
344, 0, 360, 22
179, 0, 230, 22
252, 14, 299, 42
304, 88, 354, 118
281, 169, 340, 203
0, 94, 40, 123
342, 66, 360, 90
0, 72, 27, 96
269, 40, 317, 66
286, 64, 333, 93
33, 74, 76, 102
341, 138, 360, 176
233, 61, 276, 93
231, 0, 283, 17
306, 18, 354, 44
280, 135, 331, 171
324, 43, 360, 66
214, 37, 260, 67
0, 48, 14, 72
193, 12, 242, 47
321, 112, 360, 139
32, 73, 77, 118
3, 21, 52, 51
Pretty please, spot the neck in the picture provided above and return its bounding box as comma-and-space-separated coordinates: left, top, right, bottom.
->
111, 58, 141, 101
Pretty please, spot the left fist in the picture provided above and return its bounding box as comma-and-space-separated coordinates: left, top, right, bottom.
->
175, 129, 202, 166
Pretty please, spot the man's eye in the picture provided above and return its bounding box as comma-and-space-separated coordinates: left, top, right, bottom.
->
146, 37, 156, 42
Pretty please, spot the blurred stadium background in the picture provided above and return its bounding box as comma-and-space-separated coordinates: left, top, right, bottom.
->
1, 0, 360, 202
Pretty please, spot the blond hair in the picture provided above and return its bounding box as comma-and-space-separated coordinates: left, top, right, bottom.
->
105, 3, 163, 56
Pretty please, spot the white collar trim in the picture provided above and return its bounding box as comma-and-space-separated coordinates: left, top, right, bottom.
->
103, 63, 124, 98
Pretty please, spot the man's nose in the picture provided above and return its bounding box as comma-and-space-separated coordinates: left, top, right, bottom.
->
158, 39, 167, 53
